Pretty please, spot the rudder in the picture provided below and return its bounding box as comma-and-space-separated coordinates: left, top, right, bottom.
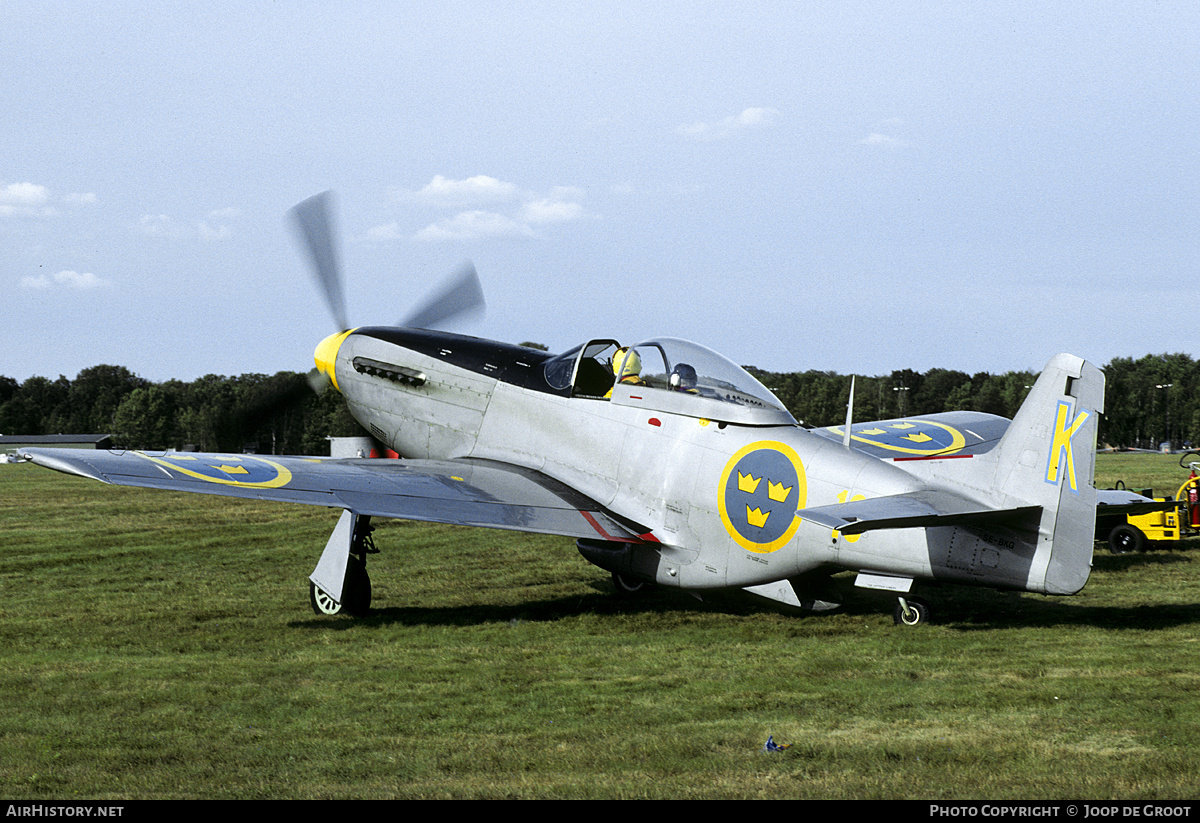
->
992, 353, 1104, 594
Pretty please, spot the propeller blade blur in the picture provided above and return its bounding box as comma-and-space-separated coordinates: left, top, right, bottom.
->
288, 191, 350, 332
398, 262, 486, 330
307, 367, 333, 395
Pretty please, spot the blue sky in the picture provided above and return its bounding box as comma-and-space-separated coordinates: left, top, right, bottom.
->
3, 2, 1198, 383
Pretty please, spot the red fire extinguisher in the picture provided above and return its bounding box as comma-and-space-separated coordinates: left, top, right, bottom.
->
1188, 472, 1200, 529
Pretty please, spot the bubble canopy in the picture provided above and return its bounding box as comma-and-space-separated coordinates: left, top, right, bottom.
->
543, 336, 797, 426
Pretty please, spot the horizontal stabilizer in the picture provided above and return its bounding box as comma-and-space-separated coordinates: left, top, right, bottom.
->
797, 489, 1041, 535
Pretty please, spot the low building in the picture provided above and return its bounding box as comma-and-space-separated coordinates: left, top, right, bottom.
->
1, 434, 114, 462
327, 435, 398, 459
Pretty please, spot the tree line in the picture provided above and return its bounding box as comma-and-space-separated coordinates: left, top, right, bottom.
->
1, 352, 1197, 453
748, 352, 1199, 451
0, 365, 360, 455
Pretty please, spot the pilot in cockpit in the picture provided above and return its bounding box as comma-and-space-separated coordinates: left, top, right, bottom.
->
605, 347, 646, 398
669, 363, 698, 393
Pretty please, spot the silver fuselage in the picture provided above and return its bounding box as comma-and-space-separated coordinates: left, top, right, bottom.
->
325, 327, 1066, 595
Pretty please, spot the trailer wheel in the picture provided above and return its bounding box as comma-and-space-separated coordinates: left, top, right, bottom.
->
1109, 524, 1146, 554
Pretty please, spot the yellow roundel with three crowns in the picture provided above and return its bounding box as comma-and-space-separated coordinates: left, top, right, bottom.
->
718, 440, 807, 553
135, 452, 293, 488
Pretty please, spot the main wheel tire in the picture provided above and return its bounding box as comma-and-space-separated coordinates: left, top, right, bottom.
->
893, 598, 930, 626
1108, 524, 1146, 554
342, 566, 372, 616
611, 571, 651, 598
310, 582, 343, 615
309, 566, 372, 616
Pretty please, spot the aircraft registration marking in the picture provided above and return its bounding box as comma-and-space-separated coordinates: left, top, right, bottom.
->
718, 441, 807, 554
135, 452, 293, 489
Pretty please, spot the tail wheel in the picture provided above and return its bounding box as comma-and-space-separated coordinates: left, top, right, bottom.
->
893, 597, 930, 626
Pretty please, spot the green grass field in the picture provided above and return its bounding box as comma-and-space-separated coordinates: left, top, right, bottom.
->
2, 454, 1199, 799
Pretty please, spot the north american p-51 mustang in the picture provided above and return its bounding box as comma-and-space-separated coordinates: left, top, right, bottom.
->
20, 193, 1153, 625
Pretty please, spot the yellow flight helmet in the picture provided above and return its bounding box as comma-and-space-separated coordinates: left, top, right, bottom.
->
612, 347, 642, 380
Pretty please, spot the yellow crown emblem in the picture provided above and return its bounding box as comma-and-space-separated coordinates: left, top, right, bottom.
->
746, 506, 770, 528
767, 480, 791, 502
738, 472, 761, 493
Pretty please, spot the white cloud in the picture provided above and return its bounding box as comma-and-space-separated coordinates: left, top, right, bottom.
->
364, 222, 406, 241
198, 207, 239, 240
136, 213, 179, 237
19, 274, 50, 289
859, 132, 907, 148
401, 174, 520, 208
198, 221, 231, 240
54, 270, 111, 289
414, 210, 537, 242
20, 270, 111, 290
0, 184, 100, 217
135, 207, 240, 240
378, 176, 589, 243
678, 107, 780, 141
859, 120, 909, 148
2, 182, 49, 205
0, 182, 55, 217
520, 199, 583, 225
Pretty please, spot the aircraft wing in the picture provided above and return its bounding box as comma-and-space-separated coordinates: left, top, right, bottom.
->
814, 411, 1012, 459
19, 448, 649, 543
796, 489, 1040, 535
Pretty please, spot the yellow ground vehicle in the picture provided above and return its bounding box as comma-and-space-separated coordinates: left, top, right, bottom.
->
1102, 452, 1200, 554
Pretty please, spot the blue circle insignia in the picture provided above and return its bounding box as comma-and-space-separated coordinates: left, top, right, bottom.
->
718, 441, 807, 553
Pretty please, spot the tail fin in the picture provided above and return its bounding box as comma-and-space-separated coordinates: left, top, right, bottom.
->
992, 353, 1104, 594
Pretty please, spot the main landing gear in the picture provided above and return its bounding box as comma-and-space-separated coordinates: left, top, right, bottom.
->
309, 511, 377, 616
309, 556, 372, 616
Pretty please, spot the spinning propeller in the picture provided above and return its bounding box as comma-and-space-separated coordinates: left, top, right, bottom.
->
287, 191, 486, 392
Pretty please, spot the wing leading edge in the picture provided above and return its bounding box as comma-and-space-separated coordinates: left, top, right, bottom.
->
19, 448, 648, 543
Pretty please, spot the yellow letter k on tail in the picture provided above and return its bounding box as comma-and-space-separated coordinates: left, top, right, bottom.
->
1045, 400, 1091, 491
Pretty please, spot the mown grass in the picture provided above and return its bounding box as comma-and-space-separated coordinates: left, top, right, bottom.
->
1095, 451, 1199, 499
2, 455, 1199, 799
